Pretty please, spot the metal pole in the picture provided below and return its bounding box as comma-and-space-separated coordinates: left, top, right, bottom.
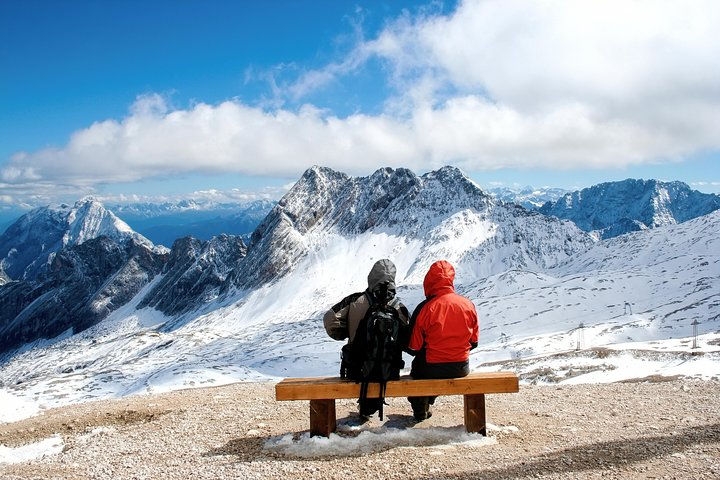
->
691, 320, 700, 349
576, 323, 585, 351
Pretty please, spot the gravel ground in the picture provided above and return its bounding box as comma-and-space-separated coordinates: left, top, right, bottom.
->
1, 377, 719, 479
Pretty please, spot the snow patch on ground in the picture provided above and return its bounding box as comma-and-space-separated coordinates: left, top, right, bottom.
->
0, 435, 64, 464
0, 389, 42, 425
264, 424, 503, 458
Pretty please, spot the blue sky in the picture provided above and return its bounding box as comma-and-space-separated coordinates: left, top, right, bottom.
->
1, 0, 719, 214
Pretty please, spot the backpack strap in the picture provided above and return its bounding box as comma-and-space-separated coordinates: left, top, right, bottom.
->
359, 380, 369, 410
378, 381, 387, 420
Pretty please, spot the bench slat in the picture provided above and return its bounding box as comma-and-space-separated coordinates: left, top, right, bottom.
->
275, 371, 519, 401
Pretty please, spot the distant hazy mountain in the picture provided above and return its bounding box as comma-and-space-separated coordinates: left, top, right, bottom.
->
0, 219, 12, 235
111, 199, 274, 247
538, 179, 720, 239
488, 186, 569, 209
0, 198, 156, 282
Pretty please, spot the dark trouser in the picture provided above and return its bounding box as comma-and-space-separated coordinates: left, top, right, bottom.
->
359, 398, 382, 417
408, 350, 469, 419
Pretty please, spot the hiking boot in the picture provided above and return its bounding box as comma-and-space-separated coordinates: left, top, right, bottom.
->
413, 409, 432, 421
409, 397, 431, 421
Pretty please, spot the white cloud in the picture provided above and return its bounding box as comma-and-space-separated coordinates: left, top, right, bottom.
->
370, 0, 720, 158
2, 0, 719, 197
1, 96, 421, 185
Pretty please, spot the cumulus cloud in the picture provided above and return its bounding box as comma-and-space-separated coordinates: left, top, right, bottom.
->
1, 95, 423, 185
2, 0, 719, 195
368, 0, 720, 161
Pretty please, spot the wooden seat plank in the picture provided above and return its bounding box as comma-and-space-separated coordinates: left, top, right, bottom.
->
275, 371, 519, 400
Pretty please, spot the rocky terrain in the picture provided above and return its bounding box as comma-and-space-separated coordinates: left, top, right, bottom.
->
1, 377, 718, 479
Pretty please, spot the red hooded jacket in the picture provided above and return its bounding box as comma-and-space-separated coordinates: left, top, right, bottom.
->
408, 260, 479, 363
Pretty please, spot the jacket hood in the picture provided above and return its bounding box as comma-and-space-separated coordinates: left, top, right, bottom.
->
423, 260, 456, 297
367, 258, 397, 291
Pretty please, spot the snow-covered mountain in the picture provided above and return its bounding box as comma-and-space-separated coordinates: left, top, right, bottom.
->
538, 179, 720, 239
227, 166, 592, 292
0, 236, 167, 354
0, 198, 156, 282
0, 166, 718, 424
465, 209, 720, 379
138, 234, 247, 316
488, 185, 569, 209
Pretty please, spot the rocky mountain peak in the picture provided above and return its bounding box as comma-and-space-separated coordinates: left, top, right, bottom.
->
539, 178, 720, 238
232, 165, 589, 291
138, 234, 247, 316
0, 199, 155, 282
0, 235, 167, 354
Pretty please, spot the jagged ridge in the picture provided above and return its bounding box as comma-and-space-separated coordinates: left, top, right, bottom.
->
139, 234, 247, 316
538, 179, 720, 239
229, 165, 594, 291
0, 236, 167, 353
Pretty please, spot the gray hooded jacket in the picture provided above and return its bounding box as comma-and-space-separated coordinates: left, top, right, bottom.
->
323, 259, 409, 344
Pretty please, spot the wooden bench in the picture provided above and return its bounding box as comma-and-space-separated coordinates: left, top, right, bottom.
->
275, 371, 519, 437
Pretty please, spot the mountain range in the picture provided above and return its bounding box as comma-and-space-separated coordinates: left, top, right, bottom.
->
0, 166, 718, 421
487, 185, 569, 209
109, 199, 274, 247
537, 179, 720, 239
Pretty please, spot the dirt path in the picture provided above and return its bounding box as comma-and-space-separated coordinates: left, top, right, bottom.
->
1, 378, 719, 479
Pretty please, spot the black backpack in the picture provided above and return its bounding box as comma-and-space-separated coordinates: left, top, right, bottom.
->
341, 288, 405, 419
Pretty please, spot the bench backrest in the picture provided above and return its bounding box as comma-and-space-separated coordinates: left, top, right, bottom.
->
275, 371, 519, 400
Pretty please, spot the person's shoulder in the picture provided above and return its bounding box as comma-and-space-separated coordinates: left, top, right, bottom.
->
456, 293, 477, 310
331, 291, 366, 312
448, 292, 475, 307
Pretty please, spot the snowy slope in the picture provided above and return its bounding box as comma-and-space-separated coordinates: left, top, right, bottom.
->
1, 169, 718, 424
466, 210, 720, 381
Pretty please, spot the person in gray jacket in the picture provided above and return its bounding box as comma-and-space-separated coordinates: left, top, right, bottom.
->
323, 258, 411, 417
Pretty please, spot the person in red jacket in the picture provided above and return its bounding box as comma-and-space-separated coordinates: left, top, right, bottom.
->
407, 260, 479, 420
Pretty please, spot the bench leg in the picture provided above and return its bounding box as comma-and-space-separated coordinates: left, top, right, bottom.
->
309, 399, 336, 437
464, 393, 487, 436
